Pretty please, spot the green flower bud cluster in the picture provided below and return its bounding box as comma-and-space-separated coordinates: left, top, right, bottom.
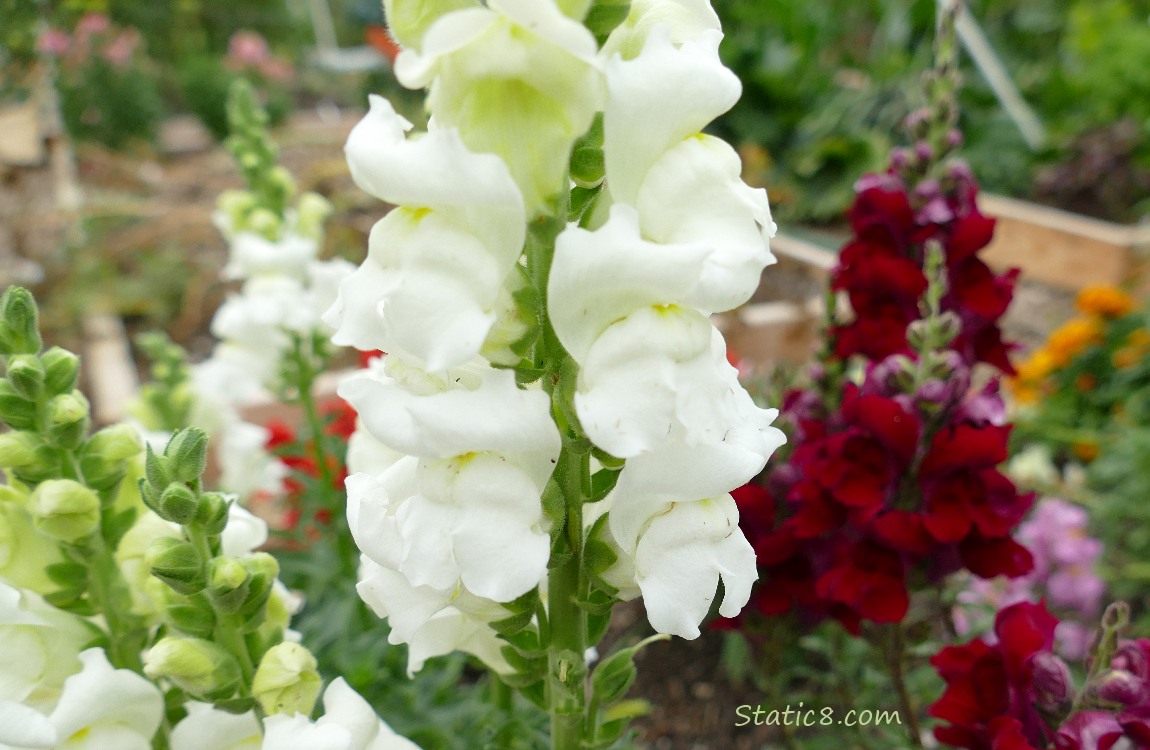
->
216, 81, 333, 243
0, 288, 142, 496
140, 426, 294, 705
130, 332, 195, 433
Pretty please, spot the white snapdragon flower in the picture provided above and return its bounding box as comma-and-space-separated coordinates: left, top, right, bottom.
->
261, 678, 420, 750
223, 231, 320, 281
330, 97, 525, 370
394, 0, 603, 212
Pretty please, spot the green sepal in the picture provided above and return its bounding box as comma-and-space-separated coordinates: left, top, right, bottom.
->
146, 537, 206, 595
590, 447, 624, 470
584, 516, 619, 577
165, 593, 218, 639
569, 185, 601, 224
0, 287, 43, 355
584, 0, 631, 45
489, 588, 539, 636
212, 696, 258, 715
5, 355, 44, 400
164, 428, 209, 484
590, 636, 667, 707
0, 379, 37, 430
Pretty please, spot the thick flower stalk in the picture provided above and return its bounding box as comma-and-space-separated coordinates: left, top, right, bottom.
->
329, 0, 783, 745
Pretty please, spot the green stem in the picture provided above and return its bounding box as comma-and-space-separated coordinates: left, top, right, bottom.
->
187, 525, 256, 689
884, 624, 924, 750
87, 533, 145, 673
547, 440, 589, 750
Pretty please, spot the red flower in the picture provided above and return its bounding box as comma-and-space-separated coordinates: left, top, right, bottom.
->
815, 541, 908, 626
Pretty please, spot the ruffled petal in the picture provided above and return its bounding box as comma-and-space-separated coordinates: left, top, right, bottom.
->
600, 0, 720, 60
171, 703, 261, 750
49, 649, 163, 743
262, 713, 353, 750
0, 702, 56, 748
318, 678, 421, 750
604, 26, 739, 206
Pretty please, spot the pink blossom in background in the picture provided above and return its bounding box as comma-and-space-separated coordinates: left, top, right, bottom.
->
953, 497, 1105, 660
101, 29, 139, 68
75, 12, 110, 39
228, 31, 271, 66
37, 28, 71, 56
259, 57, 295, 83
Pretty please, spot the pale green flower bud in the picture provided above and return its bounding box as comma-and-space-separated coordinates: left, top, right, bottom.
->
144, 637, 241, 699
252, 642, 322, 716
208, 556, 251, 614
0, 495, 68, 593
294, 191, 333, 240
247, 208, 281, 240
41, 347, 80, 395
46, 391, 91, 450
28, 479, 100, 543
217, 189, 258, 226
6, 354, 44, 400
238, 552, 278, 621
0, 286, 42, 355
164, 427, 209, 484
146, 537, 206, 595
194, 492, 230, 535
158, 483, 199, 525
162, 592, 217, 639
0, 430, 40, 469
79, 423, 143, 491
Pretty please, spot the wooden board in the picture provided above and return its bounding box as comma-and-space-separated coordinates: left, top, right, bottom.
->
978, 194, 1150, 291
0, 101, 46, 167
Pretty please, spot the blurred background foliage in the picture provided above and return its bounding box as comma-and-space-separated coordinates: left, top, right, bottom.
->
3, 0, 1148, 221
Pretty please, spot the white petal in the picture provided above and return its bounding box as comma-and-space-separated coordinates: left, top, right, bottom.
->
355, 558, 454, 646
636, 135, 776, 312
171, 703, 261, 750
604, 27, 739, 206
405, 609, 512, 677
262, 713, 353, 750
49, 649, 163, 743
343, 96, 524, 256
0, 702, 56, 748
632, 496, 757, 639
548, 204, 711, 363
318, 679, 421, 750
339, 362, 558, 459
224, 232, 319, 281
222, 504, 269, 557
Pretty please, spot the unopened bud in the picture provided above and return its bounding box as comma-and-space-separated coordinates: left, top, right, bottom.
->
295, 192, 332, 239
28, 479, 100, 543
239, 552, 278, 621
79, 424, 142, 491
41, 346, 79, 394
1111, 640, 1149, 678
252, 642, 321, 716
208, 557, 251, 614
5, 355, 44, 400
1030, 651, 1073, 710
164, 428, 208, 484
146, 537, 206, 595
46, 391, 91, 450
1097, 669, 1146, 706
144, 443, 173, 489
195, 492, 230, 535
158, 483, 199, 525
0, 287, 42, 355
163, 592, 217, 638
0, 430, 40, 469
144, 637, 241, 699
247, 208, 280, 240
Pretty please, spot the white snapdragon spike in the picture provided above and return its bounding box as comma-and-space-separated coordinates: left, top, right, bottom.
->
332, 97, 526, 370
223, 231, 320, 281
603, 28, 739, 208
44, 648, 163, 750
357, 558, 512, 677
217, 421, 290, 501
394, 0, 602, 212
171, 703, 261, 750
261, 678, 421, 750
339, 356, 560, 460
0, 582, 90, 713
602, 495, 757, 640
600, 0, 720, 60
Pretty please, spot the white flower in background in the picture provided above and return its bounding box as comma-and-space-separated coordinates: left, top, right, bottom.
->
394, 0, 603, 212
216, 421, 290, 502
261, 678, 420, 750
223, 231, 319, 281
329, 96, 525, 370
170, 704, 262, 750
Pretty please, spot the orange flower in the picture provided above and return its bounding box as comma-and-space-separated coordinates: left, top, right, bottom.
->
1071, 439, 1100, 463
1075, 285, 1136, 318
1046, 318, 1104, 366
